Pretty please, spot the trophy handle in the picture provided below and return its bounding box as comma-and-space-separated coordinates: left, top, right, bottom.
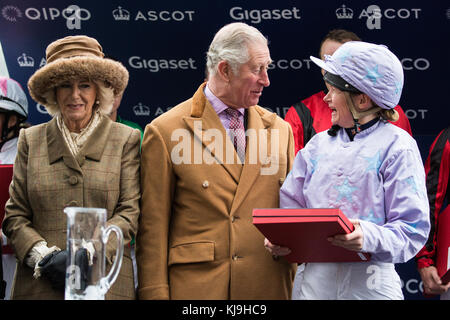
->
100, 225, 123, 295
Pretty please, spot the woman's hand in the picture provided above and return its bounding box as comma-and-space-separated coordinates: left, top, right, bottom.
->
264, 238, 291, 257
328, 219, 364, 252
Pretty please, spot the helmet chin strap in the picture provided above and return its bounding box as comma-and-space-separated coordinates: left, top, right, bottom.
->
343, 92, 381, 134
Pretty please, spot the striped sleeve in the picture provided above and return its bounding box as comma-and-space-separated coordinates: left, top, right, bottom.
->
416, 127, 450, 268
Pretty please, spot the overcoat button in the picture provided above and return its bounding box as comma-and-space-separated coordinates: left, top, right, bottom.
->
202, 180, 209, 188
69, 176, 78, 185
279, 178, 285, 185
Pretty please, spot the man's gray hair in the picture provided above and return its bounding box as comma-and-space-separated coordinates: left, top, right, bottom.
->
206, 22, 268, 77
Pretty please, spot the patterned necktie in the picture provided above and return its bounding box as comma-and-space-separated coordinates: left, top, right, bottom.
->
225, 108, 246, 162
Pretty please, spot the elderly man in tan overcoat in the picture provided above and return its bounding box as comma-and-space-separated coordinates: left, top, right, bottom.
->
137, 23, 296, 300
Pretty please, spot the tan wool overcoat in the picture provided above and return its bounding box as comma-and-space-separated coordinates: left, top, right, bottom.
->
137, 83, 297, 300
3, 115, 141, 299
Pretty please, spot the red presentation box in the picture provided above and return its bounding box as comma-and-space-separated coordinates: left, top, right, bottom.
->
253, 208, 371, 263
0, 164, 13, 224
1, 164, 13, 254
436, 206, 450, 285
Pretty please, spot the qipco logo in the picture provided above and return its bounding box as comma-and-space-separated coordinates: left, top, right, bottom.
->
25, 6, 90, 21
24, 5, 91, 29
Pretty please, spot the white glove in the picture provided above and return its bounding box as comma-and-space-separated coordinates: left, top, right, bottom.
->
24, 241, 61, 279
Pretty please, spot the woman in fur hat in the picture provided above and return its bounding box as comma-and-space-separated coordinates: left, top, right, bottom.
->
2, 35, 140, 300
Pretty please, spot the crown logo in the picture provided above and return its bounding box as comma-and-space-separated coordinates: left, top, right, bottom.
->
112, 6, 130, 21
133, 103, 150, 116
17, 53, 34, 67
336, 5, 353, 19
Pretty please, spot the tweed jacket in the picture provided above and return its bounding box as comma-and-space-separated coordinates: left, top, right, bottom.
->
137, 83, 297, 300
3, 115, 140, 299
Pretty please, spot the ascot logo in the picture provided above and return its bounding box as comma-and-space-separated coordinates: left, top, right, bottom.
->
17, 53, 34, 67
404, 108, 428, 120
133, 104, 171, 117
269, 58, 313, 70
335, 4, 422, 29
130, 10, 195, 22
229, 7, 301, 24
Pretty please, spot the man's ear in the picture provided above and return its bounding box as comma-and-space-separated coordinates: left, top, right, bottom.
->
217, 60, 231, 82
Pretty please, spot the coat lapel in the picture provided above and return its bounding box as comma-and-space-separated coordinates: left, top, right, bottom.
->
46, 117, 81, 173
183, 83, 243, 184
78, 115, 111, 166
47, 115, 111, 172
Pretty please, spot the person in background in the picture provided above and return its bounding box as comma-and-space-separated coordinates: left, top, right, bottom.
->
415, 126, 450, 299
266, 41, 430, 299
109, 91, 144, 142
105, 57, 143, 291
0, 77, 29, 164
0, 76, 30, 300
2, 35, 140, 299
104, 56, 144, 143
284, 29, 412, 154
137, 22, 296, 300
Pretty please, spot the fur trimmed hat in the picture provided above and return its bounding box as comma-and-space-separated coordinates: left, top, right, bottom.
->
27, 35, 129, 114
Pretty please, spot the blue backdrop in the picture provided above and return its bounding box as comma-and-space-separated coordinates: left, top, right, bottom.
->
1, 0, 449, 300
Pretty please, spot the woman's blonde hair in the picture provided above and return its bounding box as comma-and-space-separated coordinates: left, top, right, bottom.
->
379, 108, 399, 122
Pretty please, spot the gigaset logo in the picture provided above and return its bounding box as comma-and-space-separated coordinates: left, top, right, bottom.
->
128, 56, 197, 72
229, 6, 301, 24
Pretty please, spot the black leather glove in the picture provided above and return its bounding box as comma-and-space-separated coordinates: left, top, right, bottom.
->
38, 250, 68, 291
39, 249, 91, 292
72, 248, 91, 291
